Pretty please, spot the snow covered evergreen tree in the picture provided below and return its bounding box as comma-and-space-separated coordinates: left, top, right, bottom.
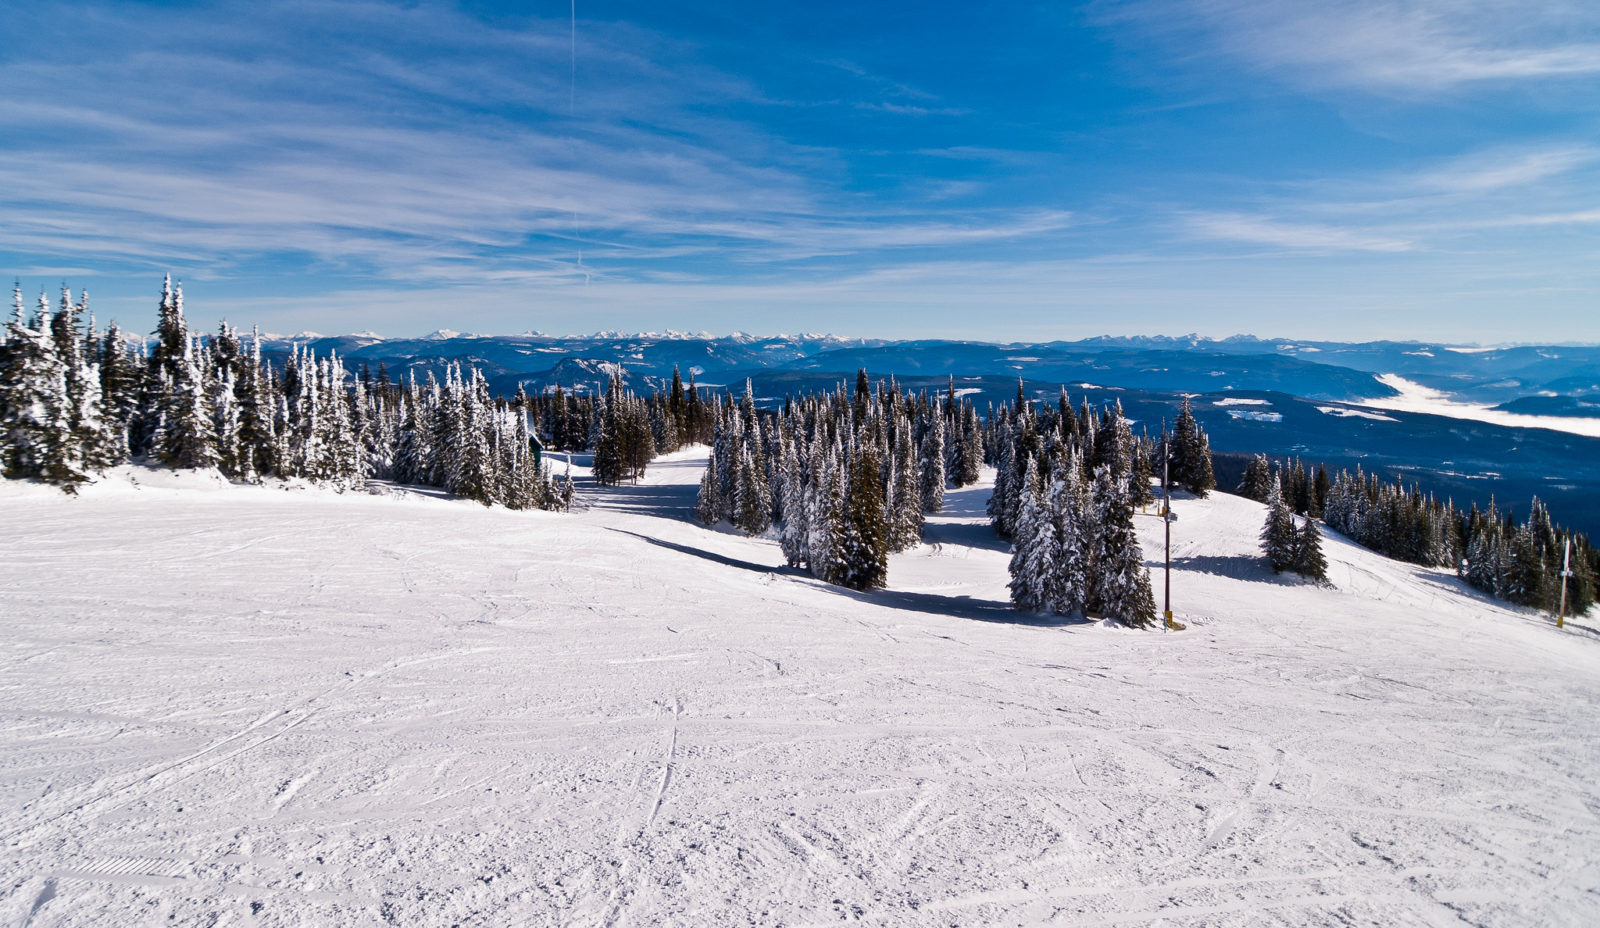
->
1261, 475, 1297, 573
887, 423, 922, 551
1238, 454, 1273, 502
1008, 456, 1056, 612
1048, 453, 1090, 616
1087, 464, 1156, 627
696, 445, 721, 526
919, 406, 945, 513
1167, 396, 1215, 497
838, 444, 888, 590
1292, 516, 1329, 583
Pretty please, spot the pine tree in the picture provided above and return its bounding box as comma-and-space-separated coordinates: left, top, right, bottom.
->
957, 404, 983, 486
156, 334, 220, 470
1169, 396, 1215, 497
0, 311, 77, 485
1238, 454, 1273, 502
733, 446, 772, 535
838, 444, 889, 590
779, 437, 808, 567
1049, 453, 1089, 616
919, 406, 945, 513
1260, 475, 1297, 572
807, 447, 847, 584
696, 446, 721, 526
1008, 457, 1056, 612
1128, 436, 1154, 508
888, 421, 922, 551
1293, 516, 1330, 583
1088, 464, 1156, 627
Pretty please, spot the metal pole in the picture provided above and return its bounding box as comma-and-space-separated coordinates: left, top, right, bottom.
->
1558, 537, 1572, 629
1163, 439, 1172, 631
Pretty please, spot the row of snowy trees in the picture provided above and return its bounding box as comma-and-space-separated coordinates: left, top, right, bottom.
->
983, 389, 1198, 627
695, 371, 984, 591
589, 373, 656, 485
0, 278, 570, 510
1319, 464, 1596, 615
526, 365, 716, 460
1456, 496, 1595, 614
1237, 453, 1330, 519
1237, 451, 1597, 615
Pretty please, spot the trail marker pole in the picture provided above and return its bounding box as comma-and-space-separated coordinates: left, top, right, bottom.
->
1163, 441, 1173, 631
1557, 537, 1572, 630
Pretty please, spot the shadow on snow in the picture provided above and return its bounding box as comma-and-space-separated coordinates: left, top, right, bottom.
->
606, 527, 1075, 628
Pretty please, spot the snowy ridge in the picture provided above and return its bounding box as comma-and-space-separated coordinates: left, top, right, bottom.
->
1, 450, 1597, 925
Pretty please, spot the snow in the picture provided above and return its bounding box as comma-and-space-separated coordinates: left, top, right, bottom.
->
1213, 398, 1271, 407
1226, 409, 1283, 422
2, 452, 1598, 926
1444, 346, 1499, 354
1362, 373, 1600, 438
950, 387, 983, 399
1317, 405, 1399, 422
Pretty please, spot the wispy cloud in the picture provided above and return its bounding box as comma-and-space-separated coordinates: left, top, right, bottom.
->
0, 1, 1065, 288
1178, 140, 1600, 258
1101, 0, 1600, 93
1185, 213, 1414, 252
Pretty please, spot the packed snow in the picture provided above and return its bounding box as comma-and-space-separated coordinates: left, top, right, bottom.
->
1212, 398, 1271, 407
2, 450, 1598, 926
1363, 374, 1600, 438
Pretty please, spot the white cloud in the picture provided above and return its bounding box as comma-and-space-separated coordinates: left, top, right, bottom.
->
1103, 0, 1600, 93
1185, 213, 1414, 252
0, 1, 1064, 286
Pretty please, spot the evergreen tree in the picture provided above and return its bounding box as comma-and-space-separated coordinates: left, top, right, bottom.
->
1293, 516, 1330, 583
919, 406, 945, 513
956, 404, 983, 486
155, 335, 220, 470
1260, 475, 1297, 572
1008, 457, 1056, 612
696, 445, 721, 526
887, 421, 922, 550
733, 446, 773, 535
1238, 454, 1273, 502
778, 436, 808, 566
1049, 454, 1090, 616
1128, 436, 1154, 509
807, 449, 848, 585
838, 444, 889, 590
1087, 464, 1156, 627
0, 310, 77, 485
1168, 396, 1215, 497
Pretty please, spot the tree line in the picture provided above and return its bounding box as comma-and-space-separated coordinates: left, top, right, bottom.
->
1236, 453, 1596, 615
0, 278, 569, 509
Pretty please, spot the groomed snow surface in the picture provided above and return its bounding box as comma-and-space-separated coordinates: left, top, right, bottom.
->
3, 449, 1598, 927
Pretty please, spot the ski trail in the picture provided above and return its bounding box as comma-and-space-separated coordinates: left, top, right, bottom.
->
644, 696, 681, 831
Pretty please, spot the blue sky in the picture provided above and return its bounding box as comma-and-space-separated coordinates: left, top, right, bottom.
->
2, 1, 1597, 341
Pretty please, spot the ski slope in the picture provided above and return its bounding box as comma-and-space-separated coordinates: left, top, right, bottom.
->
2, 449, 1597, 927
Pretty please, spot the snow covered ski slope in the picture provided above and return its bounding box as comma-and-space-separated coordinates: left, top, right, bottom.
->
2, 449, 1598, 926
